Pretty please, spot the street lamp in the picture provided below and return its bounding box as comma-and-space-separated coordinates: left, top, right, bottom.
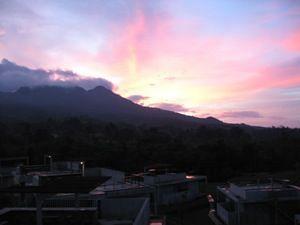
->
48, 155, 53, 171
44, 155, 53, 171
80, 161, 85, 177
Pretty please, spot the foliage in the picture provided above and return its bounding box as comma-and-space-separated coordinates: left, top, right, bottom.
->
0, 118, 299, 181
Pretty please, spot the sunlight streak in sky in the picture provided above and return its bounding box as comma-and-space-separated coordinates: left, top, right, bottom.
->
0, 0, 300, 127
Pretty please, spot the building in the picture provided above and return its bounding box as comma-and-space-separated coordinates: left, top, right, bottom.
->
129, 165, 207, 208
84, 167, 125, 184
0, 157, 29, 188
84, 165, 207, 213
0, 158, 205, 224
52, 160, 126, 184
90, 180, 153, 199
295, 214, 300, 225
98, 198, 150, 225
0, 176, 151, 225
17, 159, 125, 186
215, 179, 300, 225
0, 197, 150, 225
0, 158, 154, 225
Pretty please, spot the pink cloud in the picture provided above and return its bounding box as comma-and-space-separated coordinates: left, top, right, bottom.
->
96, 3, 220, 78
0, 27, 5, 37
220, 111, 263, 118
283, 30, 300, 52
96, 6, 164, 75
150, 102, 190, 113
93, 4, 300, 117
128, 94, 149, 103
251, 58, 300, 90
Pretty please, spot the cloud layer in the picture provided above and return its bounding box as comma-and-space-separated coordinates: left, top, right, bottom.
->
0, 59, 114, 91
150, 102, 190, 113
220, 111, 263, 118
0, 0, 300, 127
128, 95, 149, 103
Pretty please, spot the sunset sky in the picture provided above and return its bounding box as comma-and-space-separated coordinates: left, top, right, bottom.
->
0, 0, 300, 127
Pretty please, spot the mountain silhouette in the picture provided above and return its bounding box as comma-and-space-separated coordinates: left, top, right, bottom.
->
0, 85, 223, 126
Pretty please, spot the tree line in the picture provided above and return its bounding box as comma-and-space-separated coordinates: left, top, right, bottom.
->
0, 118, 299, 181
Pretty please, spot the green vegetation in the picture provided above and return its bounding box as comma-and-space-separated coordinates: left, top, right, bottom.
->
0, 118, 299, 181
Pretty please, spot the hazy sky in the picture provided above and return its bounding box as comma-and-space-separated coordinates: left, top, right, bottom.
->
0, 0, 300, 127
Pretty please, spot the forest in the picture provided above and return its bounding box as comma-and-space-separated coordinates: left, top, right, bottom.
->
1, 117, 299, 181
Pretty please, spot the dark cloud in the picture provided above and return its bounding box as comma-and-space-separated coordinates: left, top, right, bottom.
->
150, 102, 190, 112
220, 111, 263, 118
128, 95, 149, 103
50, 69, 78, 78
0, 59, 114, 91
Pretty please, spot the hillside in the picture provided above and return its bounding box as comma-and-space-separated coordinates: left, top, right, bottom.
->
0, 86, 223, 126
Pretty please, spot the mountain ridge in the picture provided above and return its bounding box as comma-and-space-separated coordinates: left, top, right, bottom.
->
0, 85, 223, 126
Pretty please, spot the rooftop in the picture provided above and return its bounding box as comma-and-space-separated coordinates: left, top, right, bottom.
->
90, 182, 151, 195
218, 180, 300, 202
27, 170, 81, 177
133, 171, 206, 186
0, 176, 110, 193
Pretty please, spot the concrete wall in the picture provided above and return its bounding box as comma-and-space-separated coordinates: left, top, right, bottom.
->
217, 203, 236, 225
134, 198, 150, 225
187, 181, 201, 199
157, 180, 201, 205
100, 168, 125, 183
85, 167, 102, 177
229, 183, 299, 202
240, 203, 273, 225
144, 173, 186, 185
99, 198, 149, 222
229, 184, 246, 199
85, 167, 125, 184
53, 161, 80, 171
0, 175, 15, 187
105, 187, 154, 199
0, 167, 18, 187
